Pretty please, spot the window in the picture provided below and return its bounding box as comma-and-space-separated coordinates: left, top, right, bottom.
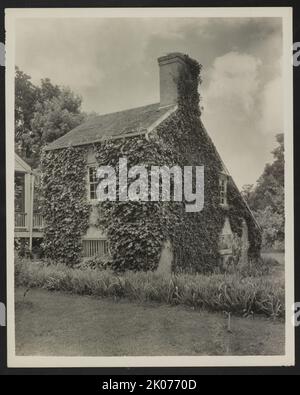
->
88, 166, 98, 200
219, 174, 228, 206
82, 239, 109, 258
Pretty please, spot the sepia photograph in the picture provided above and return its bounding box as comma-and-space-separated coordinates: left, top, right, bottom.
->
5, 7, 294, 367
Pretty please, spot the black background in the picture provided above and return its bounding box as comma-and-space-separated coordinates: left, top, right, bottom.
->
0, 0, 299, 379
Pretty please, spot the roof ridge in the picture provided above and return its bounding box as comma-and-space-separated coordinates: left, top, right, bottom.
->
91, 102, 160, 118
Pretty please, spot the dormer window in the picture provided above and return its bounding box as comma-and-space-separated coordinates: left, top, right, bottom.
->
219, 173, 228, 207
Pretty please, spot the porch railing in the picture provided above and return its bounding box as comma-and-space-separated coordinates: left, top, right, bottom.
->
15, 212, 44, 230
33, 213, 44, 229
15, 212, 27, 228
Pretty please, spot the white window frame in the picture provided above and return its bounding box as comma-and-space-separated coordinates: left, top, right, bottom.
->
219, 173, 228, 207
87, 164, 98, 203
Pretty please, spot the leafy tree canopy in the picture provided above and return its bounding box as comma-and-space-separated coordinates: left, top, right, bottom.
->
15, 67, 85, 168
241, 134, 284, 250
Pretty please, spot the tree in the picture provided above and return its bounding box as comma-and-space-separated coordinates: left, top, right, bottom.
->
254, 206, 284, 250
38, 78, 61, 103
15, 67, 39, 157
241, 184, 254, 206
30, 87, 84, 167
251, 134, 284, 213
242, 134, 284, 250
270, 133, 284, 187
15, 68, 85, 168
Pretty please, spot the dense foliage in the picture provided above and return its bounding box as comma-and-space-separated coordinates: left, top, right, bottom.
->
15, 258, 284, 319
41, 146, 90, 264
242, 134, 284, 250
15, 67, 84, 168
94, 135, 175, 272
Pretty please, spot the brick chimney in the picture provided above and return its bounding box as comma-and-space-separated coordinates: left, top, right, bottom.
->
158, 52, 188, 108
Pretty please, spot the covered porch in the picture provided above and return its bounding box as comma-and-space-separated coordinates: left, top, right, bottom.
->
15, 153, 44, 246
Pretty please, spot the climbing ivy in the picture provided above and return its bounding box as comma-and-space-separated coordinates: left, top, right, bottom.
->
41, 146, 90, 265
227, 180, 262, 260
41, 54, 261, 270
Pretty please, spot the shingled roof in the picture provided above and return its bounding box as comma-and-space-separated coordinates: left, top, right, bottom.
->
45, 103, 176, 150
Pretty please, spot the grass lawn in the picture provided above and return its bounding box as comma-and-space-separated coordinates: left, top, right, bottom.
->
262, 251, 284, 266
261, 251, 285, 280
15, 287, 285, 356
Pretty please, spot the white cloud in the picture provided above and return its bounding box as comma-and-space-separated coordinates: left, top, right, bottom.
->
201, 50, 283, 187
260, 76, 283, 135
203, 51, 261, 114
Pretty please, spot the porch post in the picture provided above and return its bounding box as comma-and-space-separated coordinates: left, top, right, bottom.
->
29, 173, 35, 252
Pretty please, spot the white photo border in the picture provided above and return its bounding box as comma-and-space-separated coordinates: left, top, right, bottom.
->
5, 6, 295, 368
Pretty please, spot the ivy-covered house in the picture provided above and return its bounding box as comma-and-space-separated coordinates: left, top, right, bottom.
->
42, 52, 261, 272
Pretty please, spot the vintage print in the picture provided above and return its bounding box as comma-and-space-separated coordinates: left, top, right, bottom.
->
5, 8, 294, 367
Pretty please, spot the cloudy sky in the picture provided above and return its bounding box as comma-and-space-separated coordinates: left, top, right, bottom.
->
15, 17, 283, 188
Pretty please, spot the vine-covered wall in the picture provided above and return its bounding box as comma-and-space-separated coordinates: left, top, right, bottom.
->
41, 55, 261, 270
41, 146, 90, 264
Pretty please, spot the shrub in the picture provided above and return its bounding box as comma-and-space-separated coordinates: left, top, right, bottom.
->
14, 238, 30, 258
215, 255, 280, 277
261, 255, 280, 267
77, 255, 112, 271
32, 238, 44, 256
15, 258, 285, 319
